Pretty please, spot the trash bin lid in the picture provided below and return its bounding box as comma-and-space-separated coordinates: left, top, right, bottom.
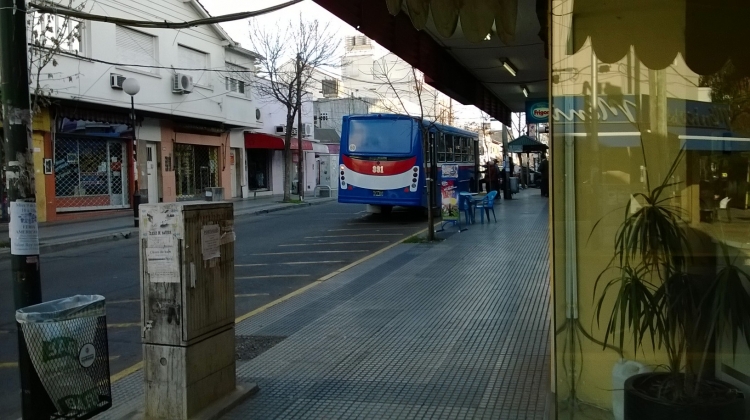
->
15, 295, 106, 323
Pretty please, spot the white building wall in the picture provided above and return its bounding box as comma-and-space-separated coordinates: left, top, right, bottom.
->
32, 0, 261, 130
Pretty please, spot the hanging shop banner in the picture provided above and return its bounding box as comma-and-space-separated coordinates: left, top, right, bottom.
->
440, 164, 459, 221
526, 99, 550, 124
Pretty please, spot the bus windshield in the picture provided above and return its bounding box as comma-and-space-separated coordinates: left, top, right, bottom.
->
347, 118, 414, 155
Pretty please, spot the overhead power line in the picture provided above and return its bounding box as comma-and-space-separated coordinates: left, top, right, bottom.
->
29, 0, 303, 29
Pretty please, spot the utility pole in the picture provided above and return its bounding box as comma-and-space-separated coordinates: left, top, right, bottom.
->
296, 53, 304, 202
426, 130, 435, 241
1, 0, 53, 418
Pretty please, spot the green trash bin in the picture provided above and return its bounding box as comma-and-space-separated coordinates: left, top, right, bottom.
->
15, 295, 112, 419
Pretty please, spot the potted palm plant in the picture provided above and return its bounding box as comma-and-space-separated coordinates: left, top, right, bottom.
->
592, 148, 750, 419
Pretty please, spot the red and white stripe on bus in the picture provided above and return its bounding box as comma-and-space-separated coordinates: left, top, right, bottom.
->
340, 156, 419, 192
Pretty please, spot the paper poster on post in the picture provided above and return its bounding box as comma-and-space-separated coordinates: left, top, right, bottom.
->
146, 247, 179, 283
201, 224, 221, 260
9, 202, 39, 255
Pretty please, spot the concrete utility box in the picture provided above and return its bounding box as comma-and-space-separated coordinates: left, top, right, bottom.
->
139, 202, 252, 419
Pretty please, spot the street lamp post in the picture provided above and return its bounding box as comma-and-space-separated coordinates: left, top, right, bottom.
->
123, 78, 140, 227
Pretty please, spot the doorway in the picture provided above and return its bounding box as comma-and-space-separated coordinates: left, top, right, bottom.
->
147, 143, 159, 204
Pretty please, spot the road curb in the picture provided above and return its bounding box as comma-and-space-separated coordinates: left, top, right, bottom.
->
235, 198, 335, 217
0, 229, 138, 261
0, 199, 336, 260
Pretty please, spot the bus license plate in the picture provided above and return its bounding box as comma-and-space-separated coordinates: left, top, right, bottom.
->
373, 190, 384, 197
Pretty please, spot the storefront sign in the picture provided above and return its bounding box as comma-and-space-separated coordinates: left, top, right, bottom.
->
551, 95, 732, 130
526, 99, 550, 124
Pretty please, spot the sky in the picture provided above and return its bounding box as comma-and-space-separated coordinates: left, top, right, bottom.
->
199, 0, 494, 127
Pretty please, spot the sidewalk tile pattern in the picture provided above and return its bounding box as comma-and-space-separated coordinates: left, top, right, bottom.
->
94, 191, 550, 420
226, 192, 550, 419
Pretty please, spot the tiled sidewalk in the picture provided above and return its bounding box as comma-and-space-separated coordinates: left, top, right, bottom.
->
98, 190, 551, 420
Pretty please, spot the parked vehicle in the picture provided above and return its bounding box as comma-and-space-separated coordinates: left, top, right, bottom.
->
338, 114, 478, 213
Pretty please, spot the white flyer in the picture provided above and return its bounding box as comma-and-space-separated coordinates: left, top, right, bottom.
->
201, 224, 221, 260
9, 202, 39, 255
146, 247, 179, 283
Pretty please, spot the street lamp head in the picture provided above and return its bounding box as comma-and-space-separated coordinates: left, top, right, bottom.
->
123, 78, 140, 96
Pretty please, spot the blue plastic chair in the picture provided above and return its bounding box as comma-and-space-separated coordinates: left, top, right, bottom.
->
474, 190, 498, 223
458, 192, 474, 224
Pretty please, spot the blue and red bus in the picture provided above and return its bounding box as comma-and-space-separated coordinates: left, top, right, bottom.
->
338, 114, 479, 213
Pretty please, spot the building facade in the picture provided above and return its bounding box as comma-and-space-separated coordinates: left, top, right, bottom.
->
22, 0, 263, 221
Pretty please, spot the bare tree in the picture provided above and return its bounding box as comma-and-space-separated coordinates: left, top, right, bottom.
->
370, 56, 449, 123
0, 1, 85, 220
27, 0, 87, 113
369, 59, 453, 241
249, 16, 340, 202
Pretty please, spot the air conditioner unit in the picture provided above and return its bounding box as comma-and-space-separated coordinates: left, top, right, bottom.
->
172, 73, 194, 94
274, 125, 285, 134
304, 123, 313, 137
110, 73, 126, 90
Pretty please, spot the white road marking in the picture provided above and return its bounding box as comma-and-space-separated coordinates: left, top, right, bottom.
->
108, 323, 140, 328
278, 241, 389, 247
327, 227, 405, 231
305, 234, 403, 238
108, 299, 140, 305
282, 261, 344, 265
236, 261, 344, 266
250, 250, 367, 255
237, 275, 311, 279
236, 293, 270, 298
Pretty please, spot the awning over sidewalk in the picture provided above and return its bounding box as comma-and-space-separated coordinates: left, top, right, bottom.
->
245, 132, 284, 150
570, 0, 750, 75
290, 140, 314, 151
312, 142, 329, 154
508, 135, 548, 153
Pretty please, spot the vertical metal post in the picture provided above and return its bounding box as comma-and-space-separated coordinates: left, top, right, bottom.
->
427, 130, 435, 241
131, 96, 140, 227
296, 54, 304, 201
0, 0, 54, 418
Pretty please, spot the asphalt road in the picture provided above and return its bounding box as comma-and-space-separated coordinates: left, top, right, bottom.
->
0, 202, 426, 420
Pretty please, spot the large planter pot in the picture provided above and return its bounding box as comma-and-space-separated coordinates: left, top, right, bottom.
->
624, 372, 746, 420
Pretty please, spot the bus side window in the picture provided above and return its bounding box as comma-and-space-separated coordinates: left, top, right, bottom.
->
446, 135, 455, 162
462, 137, 469, 162
438, 134, 446, 162
469, 139, 476, 162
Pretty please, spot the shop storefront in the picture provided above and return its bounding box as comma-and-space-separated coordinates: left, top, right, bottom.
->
551, 1, 750, 418
53, 117, 132, 212
160, 123, 230, 203
174, 143, 219, 201
244, 132, 284, 193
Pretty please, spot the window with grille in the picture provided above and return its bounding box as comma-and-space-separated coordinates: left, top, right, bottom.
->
225, 62, 250, 97
178, 45, 209, 86
116, 26, 157, 73
31, 12, 84, 54
320, 112, 329, 121
438, 134, 446, 162
322, 79, 338, 97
